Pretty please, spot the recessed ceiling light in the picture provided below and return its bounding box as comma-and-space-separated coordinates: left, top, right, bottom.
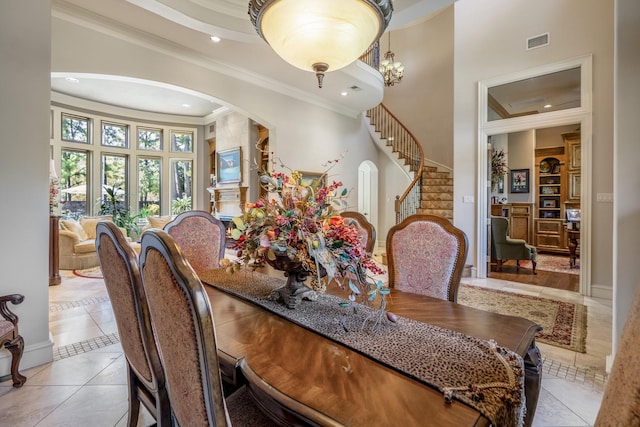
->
182, 103, 191, 108
340, 91, 348, 96
65, 77, 79, 83
543, 104, 552, 108
210, 36, 221, 43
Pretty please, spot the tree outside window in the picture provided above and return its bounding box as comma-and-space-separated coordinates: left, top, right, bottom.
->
102, 122, 128, 148
61, 113, 89, 143
138, 127, 162, 151
138, 157, 161, 215
171, 159, 192, 214
171, 131, 193, 153
60, 150, 88, 218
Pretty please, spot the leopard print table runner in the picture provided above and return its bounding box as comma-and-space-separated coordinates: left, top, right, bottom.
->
201, 269, 526, 427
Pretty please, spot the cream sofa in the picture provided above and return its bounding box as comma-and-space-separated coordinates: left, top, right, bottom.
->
59, 215, 125, 270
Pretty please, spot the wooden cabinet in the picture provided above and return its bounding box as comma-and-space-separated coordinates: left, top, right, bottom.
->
564, 132, 581, 202
533, 132, 581, 254
535, 219, 566, 252
491, 203, 533, 244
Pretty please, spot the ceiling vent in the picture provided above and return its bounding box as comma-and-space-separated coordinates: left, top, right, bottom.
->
526, 33, 550, 50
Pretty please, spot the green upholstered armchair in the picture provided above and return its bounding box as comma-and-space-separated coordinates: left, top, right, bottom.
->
491, 216, 537, 274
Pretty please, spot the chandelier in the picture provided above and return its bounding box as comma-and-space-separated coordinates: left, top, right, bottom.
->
249, 0, 393, 88
379, 32, 404, 86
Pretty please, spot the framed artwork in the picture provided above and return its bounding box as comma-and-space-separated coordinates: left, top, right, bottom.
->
299, 171, 327, 188
566, 209, 581, 222
216, 147, 242, 184
510, 169, 529, 193
551, 163, 561, 174
542, 199, 557, 208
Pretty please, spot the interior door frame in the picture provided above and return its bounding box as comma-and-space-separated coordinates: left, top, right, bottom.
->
476, 55, 593, 296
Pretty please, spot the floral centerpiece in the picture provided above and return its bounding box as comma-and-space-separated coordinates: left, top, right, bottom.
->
225, 158, 389, 323
491, 148, 508, 191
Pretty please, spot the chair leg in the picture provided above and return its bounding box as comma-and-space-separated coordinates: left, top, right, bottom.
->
127, 368, 141, 427
532, 260, 537, 275
516, 260, 520, 272
6, 335, 27, 387
496, 259, 503, 272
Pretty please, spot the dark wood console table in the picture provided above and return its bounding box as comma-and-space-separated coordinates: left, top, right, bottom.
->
200, 270, 542, 427
48, 215, 61, 286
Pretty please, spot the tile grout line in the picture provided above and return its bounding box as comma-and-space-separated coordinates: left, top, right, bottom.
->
53, 333, 121, 361
49, 295, 111, 312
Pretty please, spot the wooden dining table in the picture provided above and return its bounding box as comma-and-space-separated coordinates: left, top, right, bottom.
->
200, 269, 542, 427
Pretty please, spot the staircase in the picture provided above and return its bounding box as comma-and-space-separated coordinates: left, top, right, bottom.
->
366, 104, 453, 223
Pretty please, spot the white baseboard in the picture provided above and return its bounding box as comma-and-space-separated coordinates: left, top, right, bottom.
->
0, 335, 54, 377
591, 283, 613, 300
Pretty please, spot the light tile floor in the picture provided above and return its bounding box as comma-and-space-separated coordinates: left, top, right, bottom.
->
0, 269, 610, 426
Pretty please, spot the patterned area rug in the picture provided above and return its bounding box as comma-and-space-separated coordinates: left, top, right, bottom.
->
498, 253, 579, 275
72, 267, 103, 279
458, 285, 587, 353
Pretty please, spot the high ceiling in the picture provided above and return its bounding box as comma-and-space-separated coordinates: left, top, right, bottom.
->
51, 0, 455, 118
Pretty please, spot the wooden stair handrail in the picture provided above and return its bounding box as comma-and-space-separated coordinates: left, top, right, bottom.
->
367, 103, 424, 223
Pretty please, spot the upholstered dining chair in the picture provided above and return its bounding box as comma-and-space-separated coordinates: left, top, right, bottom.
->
341, 211, 376, 253
490, 216, 537, 274
0, 294, 26, 387
594, 285, 640, 426
138, 229, 278, 426
95, 221, 171, 427
386, 214, 468, 302
164, 210, 227, 274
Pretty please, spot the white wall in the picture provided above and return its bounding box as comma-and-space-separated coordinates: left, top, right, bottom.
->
507, 130, 535, 204
382, 7, 455, 168
452, 0, 614, 294
612, 0, 640, 354
0, 0, 54, 373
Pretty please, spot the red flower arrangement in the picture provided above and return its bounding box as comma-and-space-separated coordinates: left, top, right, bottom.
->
225, 159, 388, 311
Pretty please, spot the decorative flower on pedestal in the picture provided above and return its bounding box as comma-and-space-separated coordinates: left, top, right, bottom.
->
491, 149, 508, 191
225, 158, 388, 320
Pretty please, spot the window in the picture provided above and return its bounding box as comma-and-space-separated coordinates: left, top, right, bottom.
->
101, 154, 128, 208
61, 113, 90, 143
102, 122, 129, 148
138, 157, 161, 215
171, 159, 192, 214
60, 149, 89, 218
53, 106, 198, 218
171, 131, 193, 153
138, 127, 162, 151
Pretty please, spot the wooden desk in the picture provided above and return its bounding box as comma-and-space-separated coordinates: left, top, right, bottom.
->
201, 272, 541, 427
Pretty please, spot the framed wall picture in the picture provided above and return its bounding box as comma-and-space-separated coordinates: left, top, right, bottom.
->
510, 169, 529, 193
299, 171, 327, 188
216, 147, 242, 184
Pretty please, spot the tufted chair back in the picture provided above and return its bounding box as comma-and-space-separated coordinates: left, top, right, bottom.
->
139, 229, 277, 426
594, 285, 640, 426
95, 221, 170, 426
164, 210, 227, 275
341, 211, 376, 253
386, 214, 468, 302
490, 216, 537, 274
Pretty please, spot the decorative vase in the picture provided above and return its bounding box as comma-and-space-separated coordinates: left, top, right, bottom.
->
49, 159, 61, 216
266, 252, 318, 309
